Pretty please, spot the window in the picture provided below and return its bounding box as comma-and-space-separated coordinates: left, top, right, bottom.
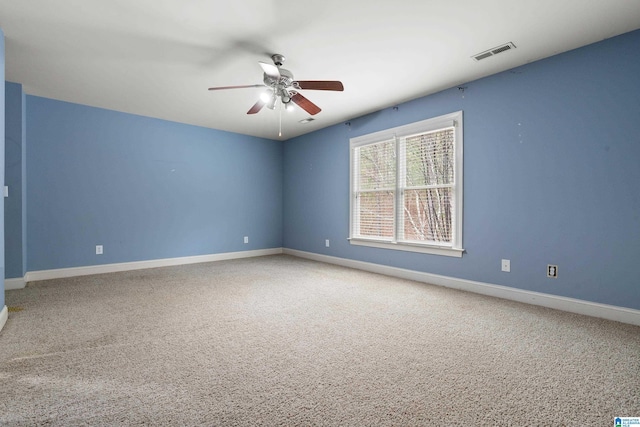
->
349, 111, 463, 257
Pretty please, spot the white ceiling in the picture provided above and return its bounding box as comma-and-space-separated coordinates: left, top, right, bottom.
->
1, 1, 640, 140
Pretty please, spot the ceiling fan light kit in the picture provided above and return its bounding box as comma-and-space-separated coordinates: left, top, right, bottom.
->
208, 54, 344, 117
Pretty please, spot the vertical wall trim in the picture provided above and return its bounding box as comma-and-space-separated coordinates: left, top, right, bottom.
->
0, 306, 7, 334
1, 27, 7, 309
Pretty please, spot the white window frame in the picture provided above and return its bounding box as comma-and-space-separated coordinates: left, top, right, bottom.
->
349, 111, 464, 257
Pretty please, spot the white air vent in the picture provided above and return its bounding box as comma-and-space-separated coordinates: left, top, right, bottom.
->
299, 118, 315, 124
472, 42, 517, 61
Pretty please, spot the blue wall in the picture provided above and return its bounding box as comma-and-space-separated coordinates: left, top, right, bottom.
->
4, 82, 25, 279
26, 97, 283, 270
283, 30, 640, 310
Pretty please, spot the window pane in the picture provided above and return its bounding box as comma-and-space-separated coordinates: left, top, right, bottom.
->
403, 188, 452, 243
357, 191, 395, 239
350, 111, 462, 254
357, 140, 396, 190
405, 128, 454, 187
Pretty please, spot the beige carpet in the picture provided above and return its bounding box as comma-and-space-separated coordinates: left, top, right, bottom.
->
1, 254, 638, 426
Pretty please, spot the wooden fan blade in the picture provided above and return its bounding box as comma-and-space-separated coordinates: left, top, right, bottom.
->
208, 84, 265, 91
259, 61, 280, 79
291, 92, 321, 115
247, 99, 266, 114
293, 80, 344, 91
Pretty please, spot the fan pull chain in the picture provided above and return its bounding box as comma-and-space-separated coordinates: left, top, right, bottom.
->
279, 101, 283, 137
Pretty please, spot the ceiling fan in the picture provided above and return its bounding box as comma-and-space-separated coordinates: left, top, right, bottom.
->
208, 54, 344, 116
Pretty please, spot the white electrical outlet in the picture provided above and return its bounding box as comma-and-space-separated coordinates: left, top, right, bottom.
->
96, 245, 103, 255
3, 186, 8, 198
547, 264, 558, 278
244, 236, 249, 244
501, 259, 510, 272
325, 239, 330, 247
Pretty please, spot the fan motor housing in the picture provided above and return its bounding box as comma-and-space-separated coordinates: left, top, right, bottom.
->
264, 67, 294, 88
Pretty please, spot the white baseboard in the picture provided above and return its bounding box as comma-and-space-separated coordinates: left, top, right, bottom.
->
5, 277, 26, 290
0, 305, 7, 334
24, 248, 284, 283
283, 249, 640, 327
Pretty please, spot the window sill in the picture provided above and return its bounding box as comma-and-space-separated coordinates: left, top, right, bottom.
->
349, 238, 464, 258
